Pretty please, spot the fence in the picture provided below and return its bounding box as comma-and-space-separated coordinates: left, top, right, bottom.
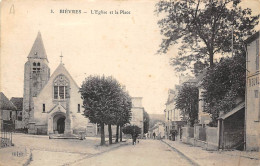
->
1, 120, 14, 148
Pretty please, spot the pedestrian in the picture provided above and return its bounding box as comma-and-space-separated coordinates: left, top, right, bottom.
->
153, 132, 156, 139
132, 133, 137, 145
180, 128, 182, 140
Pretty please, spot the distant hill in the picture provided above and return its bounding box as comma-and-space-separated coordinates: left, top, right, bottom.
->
149, 114, 165, 129
149, 114, 165, 121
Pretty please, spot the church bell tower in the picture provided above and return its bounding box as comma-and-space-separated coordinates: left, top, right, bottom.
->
22, 32, 50, 128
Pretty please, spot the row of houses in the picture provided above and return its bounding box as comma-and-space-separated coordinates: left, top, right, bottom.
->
163, 31, 259, 151
0, 92, 23, 132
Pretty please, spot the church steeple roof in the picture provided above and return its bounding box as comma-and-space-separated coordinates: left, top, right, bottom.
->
27, 32, 49, 62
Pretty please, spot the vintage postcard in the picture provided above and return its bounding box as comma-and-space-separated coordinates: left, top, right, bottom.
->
0, 0, 259, 165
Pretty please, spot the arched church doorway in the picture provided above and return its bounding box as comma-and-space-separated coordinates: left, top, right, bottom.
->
57, 117, 65, 134
53, 113, 66, 134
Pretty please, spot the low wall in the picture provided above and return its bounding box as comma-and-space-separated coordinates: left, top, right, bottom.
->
182, 126, 219, 151
182, 127, 188, 139
36, 125, 48, 135
188, 127, 194, 138
194, 126, 206, 141
182, 127, 194, 144
206, 127, 218, 150
15, 120, 23, 129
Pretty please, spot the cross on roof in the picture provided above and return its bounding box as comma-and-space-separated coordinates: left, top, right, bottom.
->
60, 52, 63, 63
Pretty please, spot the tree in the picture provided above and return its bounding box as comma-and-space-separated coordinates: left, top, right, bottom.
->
155, 0, 258, 73
201, 52, 246, 126
122, 125, 141, 145
175, 83, 199, 126
79, 75, 125, 145
143, 110, 150, 134
115, 91, 132, 143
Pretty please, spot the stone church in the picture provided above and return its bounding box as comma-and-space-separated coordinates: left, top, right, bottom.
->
22, 32, 96, 136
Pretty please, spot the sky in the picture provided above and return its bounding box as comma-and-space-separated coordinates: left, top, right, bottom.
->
0, 0, 259, 115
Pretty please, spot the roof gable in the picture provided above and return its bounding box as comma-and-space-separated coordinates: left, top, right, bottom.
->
0, 92, 17, 110
36, 63, 80, 97
50, 63, 80, 88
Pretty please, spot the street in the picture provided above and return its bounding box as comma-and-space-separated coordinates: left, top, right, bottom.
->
69, 139, 192, 166
11, 134, 192, 166
2, 134, 259, 166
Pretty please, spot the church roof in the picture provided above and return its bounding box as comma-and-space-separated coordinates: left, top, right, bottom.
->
53, 63, 80, 88
36, 62, 80, 98
0, 92, 17, 110
27, 32, 49, 62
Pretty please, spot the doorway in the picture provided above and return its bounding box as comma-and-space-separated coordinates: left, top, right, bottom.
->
57, 117, 65, 134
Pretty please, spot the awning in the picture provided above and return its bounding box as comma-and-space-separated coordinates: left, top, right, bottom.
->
218, 102, 245, 120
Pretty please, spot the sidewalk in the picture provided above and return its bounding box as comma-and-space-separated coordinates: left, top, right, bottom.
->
162, 139, 259, 166
0, 146, 32, 166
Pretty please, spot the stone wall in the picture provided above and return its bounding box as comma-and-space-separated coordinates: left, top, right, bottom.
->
182, 127, 194, 143
194, 125, 206, 141
206, 127, 218, 150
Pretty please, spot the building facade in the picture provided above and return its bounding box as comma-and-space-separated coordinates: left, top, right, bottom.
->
151, 122, 165, 139
22, 32, 95, 135
130, 97, 144, 137
0, 92, 17, 131
164, 86, 185, 139
196, 71, 211, 126
245, 31, 260, 151
10, 97, 23, 129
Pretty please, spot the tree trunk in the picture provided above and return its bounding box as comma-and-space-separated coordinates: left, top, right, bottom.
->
120, 125, 123, 142
115, 124, 119, 143
100, 123, 105, 146
209, 50, 214, 67
108, 124, 112, 145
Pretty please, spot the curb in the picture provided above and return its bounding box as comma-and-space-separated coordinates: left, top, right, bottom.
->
22, 148, 32, 166
161, 140, 200, 166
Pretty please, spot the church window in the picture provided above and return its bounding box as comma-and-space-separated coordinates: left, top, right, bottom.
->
53, 75, 70, 100
32, 62, 41, 73
43, 104, 45, 112
255, 90, 259, 98
59, 86, 65, 99
78, 104, 80, 113
54, 86, 58, 99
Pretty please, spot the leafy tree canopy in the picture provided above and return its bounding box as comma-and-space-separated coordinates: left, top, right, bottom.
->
122, 125, 141, 137
80, 75, 128, 125
116, 91, 132, 126
155, 0, 258, 74
201, 52, 246, 126
175, 83, 199, 126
